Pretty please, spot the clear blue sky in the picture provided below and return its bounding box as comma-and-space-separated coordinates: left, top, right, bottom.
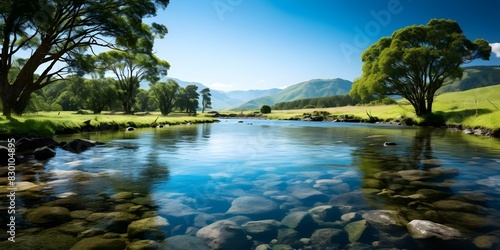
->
149, 0, 500, 91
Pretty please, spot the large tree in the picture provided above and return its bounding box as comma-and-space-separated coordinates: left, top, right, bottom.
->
81, 77, 118, 114
0, 0, 170, 117
94, 49, 169, 114
350, 19, 491, 116
150, 79, 179, 116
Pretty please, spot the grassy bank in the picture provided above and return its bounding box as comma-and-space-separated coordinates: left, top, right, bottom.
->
265, 85, 500, 132
0, 111, 217, 137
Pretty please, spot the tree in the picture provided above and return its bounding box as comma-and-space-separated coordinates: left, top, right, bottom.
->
200, 87, 212, 113
150, 79, 179, 116
0, 0, 170, 117
81, 77, 118, 114
177, 85, 199, 114
94, 50, 169, 114
260, 105, 271, 114
350, 19, 491, 116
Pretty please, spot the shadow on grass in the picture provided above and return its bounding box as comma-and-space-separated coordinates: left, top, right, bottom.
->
441, 108, 493, 124
3, 117, 56, 136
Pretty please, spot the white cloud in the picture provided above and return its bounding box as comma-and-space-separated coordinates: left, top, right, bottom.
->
491, 43, 500, 58
210, 82, 234, 92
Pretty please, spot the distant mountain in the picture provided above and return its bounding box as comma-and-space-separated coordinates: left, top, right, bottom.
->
439, 66, 500, 93
234, 78, 353, 110
226, 89, 282, 103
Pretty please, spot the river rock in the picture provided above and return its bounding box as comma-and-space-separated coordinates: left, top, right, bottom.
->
127, 216, 170, 240
310, 228, 348, 248
281, 211, 317, 235
15, 137, 60, 152
157, 199, 197, 224
126, 239, 160, 250
287, 184, 329, 204
277, 228, 300, 245
432, 199, 485, 213
56, 220, 89, 236
272, 244, 294, 250
26, 206, 72, 225
473, 235, 500, 249
196, 220, 251, 250
86, 211, 137, 233
329, 191, 370, 209
226, 196, 281, 220
398, 170, 434, 181
344, 220, 376, 243
0, 228, 77, 250
110, 191, 134, 200
62, 138, 98, 153
407, 220, 463, 240
242, 219, 280, 242
70, 236, 126, 250
160, 235, 210, 250
33, 146, 56, 160
438, 211, 498, 229
362, 210, 408, 232
308, 205, 342, 223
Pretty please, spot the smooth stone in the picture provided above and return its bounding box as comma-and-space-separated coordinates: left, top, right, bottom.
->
473, 235, 500, 249
241, 219, 280, 242
362, 178, 385, 189
341, 212, 363, 223
255, 244, 272, 250
308, 205, 342, 223
126, 239, 160, 250
0, 181, 40, 193
86, 212, 137, 233
26, 206, 72, 225
78, 228, 106, 238
226, 196, 281, 220
272, 244, 293, 250
310, 228, 348, 248
287, 184, 329, 203
70, 236, 126, 250
0, 228, 77, 250
344, 220, 375, 243
428, 167, 459, 177
432, 199, 485, 213
281, 211, 317, 234
161, 235, 210, 250
438, 211, 498, 229
110, 191, 134, 200
362, 210, 408, 232
407, 220, 463, 240
127, 216, 170, 240
33, 146, 56, 160
277, 228, 299, 245
196, 220, 251, 250
56, 220, 89, 236
398, 170, 433, 181
329, 191, 370, 209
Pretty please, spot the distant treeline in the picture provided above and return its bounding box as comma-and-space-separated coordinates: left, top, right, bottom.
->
273, 95, 359, 110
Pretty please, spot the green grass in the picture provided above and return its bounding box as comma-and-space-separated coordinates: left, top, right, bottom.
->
0, 111, 217, 136
265, 85, 500, 131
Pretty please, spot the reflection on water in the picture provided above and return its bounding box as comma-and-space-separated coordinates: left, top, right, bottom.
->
1, 120, 500, 249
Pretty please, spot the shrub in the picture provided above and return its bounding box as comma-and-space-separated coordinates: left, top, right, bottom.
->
260, 105, 272, 114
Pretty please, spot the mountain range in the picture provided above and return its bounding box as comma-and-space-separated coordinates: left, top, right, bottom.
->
143, 66, 500, 111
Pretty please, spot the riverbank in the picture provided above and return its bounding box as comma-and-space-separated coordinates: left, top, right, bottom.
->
0, 112, 218, 139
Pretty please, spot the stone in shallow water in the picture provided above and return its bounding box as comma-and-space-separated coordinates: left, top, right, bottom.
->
407, 220, 463, 240
110, 191, 134, 200
473, 235, 500, 249
287, 184, 329, 204
226, 196, 281, 220
69, 236, 126, 250
127, 216, 170, 240
242, 219, 280, 242
398, 170, 433, 181
362, 210, 408, 232
0, 228, 77, 250
26, 206, 72, 225
432, 199, 485, 213
86, 211, 137, 233
344, 220, 376, 244
196, 220, 251, 250
308, 205, 342, 223
438, 211, 499, 230
281, 211, 317, 235
310, 228, 348, 248
126, 240, 160, 250
161, 235, 210, 250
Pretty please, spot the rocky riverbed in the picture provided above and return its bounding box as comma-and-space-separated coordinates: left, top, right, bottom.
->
1, 153, 499, 249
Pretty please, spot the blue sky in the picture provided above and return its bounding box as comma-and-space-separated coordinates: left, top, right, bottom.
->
150, 0, 500, 91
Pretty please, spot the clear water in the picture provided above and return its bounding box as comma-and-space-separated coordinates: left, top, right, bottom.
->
6, 119, 500, 249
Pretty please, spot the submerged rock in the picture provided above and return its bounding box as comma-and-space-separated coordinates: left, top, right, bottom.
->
362, 210, 408, 232
26, 206, 72, 225
196, 220, 251, 250
127, 216, 170, 240
308, 205, 342, 223
70, 236, 126, 250
398, 170, 433, 181
62, 138, 100, 153
242, 219, 280, 242
126, 240, 160, 250
310, 228, 348, 248
86, 211, 137, 233
161, 235, 210, 250
344, 220, 376, 244
226, 196, 281, 220
407, 220, 463, 240
281, 211, 317, 235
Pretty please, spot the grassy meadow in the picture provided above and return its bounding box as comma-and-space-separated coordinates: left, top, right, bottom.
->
0, 112, 217, 137
265, 85, 500, 131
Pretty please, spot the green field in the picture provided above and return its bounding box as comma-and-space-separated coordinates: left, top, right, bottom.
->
266, 85, 500, 131
0, 112, 217, 137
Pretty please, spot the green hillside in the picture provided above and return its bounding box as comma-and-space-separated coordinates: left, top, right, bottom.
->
439, 66, 500, 93
234, 78, 352, 110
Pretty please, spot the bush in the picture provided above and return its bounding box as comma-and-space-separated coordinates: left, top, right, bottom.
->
260, 105, 272, 114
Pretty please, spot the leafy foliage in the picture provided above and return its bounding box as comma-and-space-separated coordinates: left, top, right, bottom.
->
150, 79, 179, 116
350, 19, 491, 116
0, 0, 170, 116
260, 105, 272, 114
200, 88, 212, 113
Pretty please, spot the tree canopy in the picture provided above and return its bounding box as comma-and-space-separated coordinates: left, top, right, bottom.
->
350, 19, 491, 116
0, 0, 169, 117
